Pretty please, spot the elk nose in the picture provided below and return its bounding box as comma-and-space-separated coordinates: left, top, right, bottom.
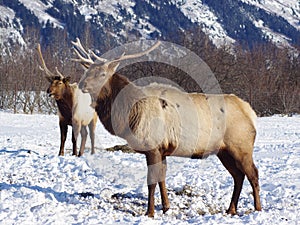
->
79, 82, 87, 92
78, 81, 84, 89
47, 88, 53, 97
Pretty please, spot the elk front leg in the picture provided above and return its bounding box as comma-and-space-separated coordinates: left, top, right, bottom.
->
78, 126, 88, 157
58, 121, 68, 156
72, 121, 81, 156
145, 150, 165, 217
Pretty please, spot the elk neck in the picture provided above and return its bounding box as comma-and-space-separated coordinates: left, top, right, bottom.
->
95, 73, 143, 135
56, 84, 74, 125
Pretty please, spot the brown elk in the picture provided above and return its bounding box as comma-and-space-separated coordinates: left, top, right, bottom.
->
73, 39, 261, 217
37, 44, 98, 157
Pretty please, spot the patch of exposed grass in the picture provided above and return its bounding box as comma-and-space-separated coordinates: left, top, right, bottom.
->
105, 144, 136, 154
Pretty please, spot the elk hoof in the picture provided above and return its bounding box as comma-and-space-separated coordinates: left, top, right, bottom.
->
255, 205, 262, 211
145, 211, 154, 218
162, 206, 170, 214
226, 208, 237, 215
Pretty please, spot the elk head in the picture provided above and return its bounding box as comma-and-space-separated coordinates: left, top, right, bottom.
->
71, 38, 161, 101
37, 44, 71, 100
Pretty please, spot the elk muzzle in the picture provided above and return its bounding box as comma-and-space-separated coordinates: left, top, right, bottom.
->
47, 87, 54, 98
47, 87, 60, 100
79, 81, 88, 93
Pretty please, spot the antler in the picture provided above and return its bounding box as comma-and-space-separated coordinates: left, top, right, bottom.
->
109, 41, 161, 64
71, 38, 93, 64
72, 38, 160, 68
71, 38, 106, 69
36, 44, 64, 79
37, 44, 55, 78
89, 50, 107, 63
55, 67, 65, 78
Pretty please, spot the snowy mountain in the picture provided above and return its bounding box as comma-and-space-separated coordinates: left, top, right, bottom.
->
0, 0, 299, 53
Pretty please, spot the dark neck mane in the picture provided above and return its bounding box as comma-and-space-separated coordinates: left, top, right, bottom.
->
56, 85, 73, 124
95, 73, 142, 135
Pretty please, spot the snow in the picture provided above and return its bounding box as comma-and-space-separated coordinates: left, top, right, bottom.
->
19, 0, 64, 28
172, 0, 236, 47
241, 0, 300, 30
243, 0, 299, 48
0, 111, 299, 224
78, 0, 135, 22
0, 6, 25, 54
253, 19, 292, 47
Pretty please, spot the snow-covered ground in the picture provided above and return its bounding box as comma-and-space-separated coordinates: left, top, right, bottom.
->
0, 111, 299, 224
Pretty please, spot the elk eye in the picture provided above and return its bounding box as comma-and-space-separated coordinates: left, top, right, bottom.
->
96, 72, 105, 77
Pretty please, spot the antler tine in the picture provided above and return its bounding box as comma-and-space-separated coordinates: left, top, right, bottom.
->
36, 43, 55, 78
55, 67, 65, 79
72, 48, 94, 64
71, 38, 94, 65
89, 50, 107, 62
72, 37, 107, 63
71, 38, 90, 57
111, 41, 161, 63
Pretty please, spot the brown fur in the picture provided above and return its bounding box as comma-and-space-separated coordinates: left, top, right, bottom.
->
47, 77, 97, 156
74, 39, 261, 217
95, 73, 144, 136
37, 44, 97, 156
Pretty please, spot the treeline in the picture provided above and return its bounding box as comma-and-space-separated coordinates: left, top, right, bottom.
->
0, 27, 299, 116
181, 29, 300, 116
0, 28, 78, 114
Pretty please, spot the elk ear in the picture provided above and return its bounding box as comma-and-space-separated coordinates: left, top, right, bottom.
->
63, 76, 71, 83
108, 61, 120, 74
46, 76, 53, 82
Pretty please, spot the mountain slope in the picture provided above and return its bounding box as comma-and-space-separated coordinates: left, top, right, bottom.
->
0, 0, 299, 54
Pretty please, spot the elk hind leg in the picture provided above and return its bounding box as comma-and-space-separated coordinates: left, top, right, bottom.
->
159, 156, 170, 214
72, 121, 81, 156
88, 118, 96, 154
237, 154, 262, 212
217, 150, 245, 215
59, 122, 68, 156
71, 131, 78, 156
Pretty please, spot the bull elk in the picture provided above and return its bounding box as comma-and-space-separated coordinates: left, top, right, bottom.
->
36, 44, 98, 157
73, 39, 262, 217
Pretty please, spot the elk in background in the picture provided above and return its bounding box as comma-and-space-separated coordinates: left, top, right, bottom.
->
37, 44, 97, 157
73, 39, 261, 217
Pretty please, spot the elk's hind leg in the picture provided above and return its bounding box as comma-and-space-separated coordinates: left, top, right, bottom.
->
217, 150, 245, 215
159, 156, 170, 214
237, 154, 262, 212
72, 121, 81, 156
71, 130, 77, 156
59, 122, 68, 156
88, 117, 97, 154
